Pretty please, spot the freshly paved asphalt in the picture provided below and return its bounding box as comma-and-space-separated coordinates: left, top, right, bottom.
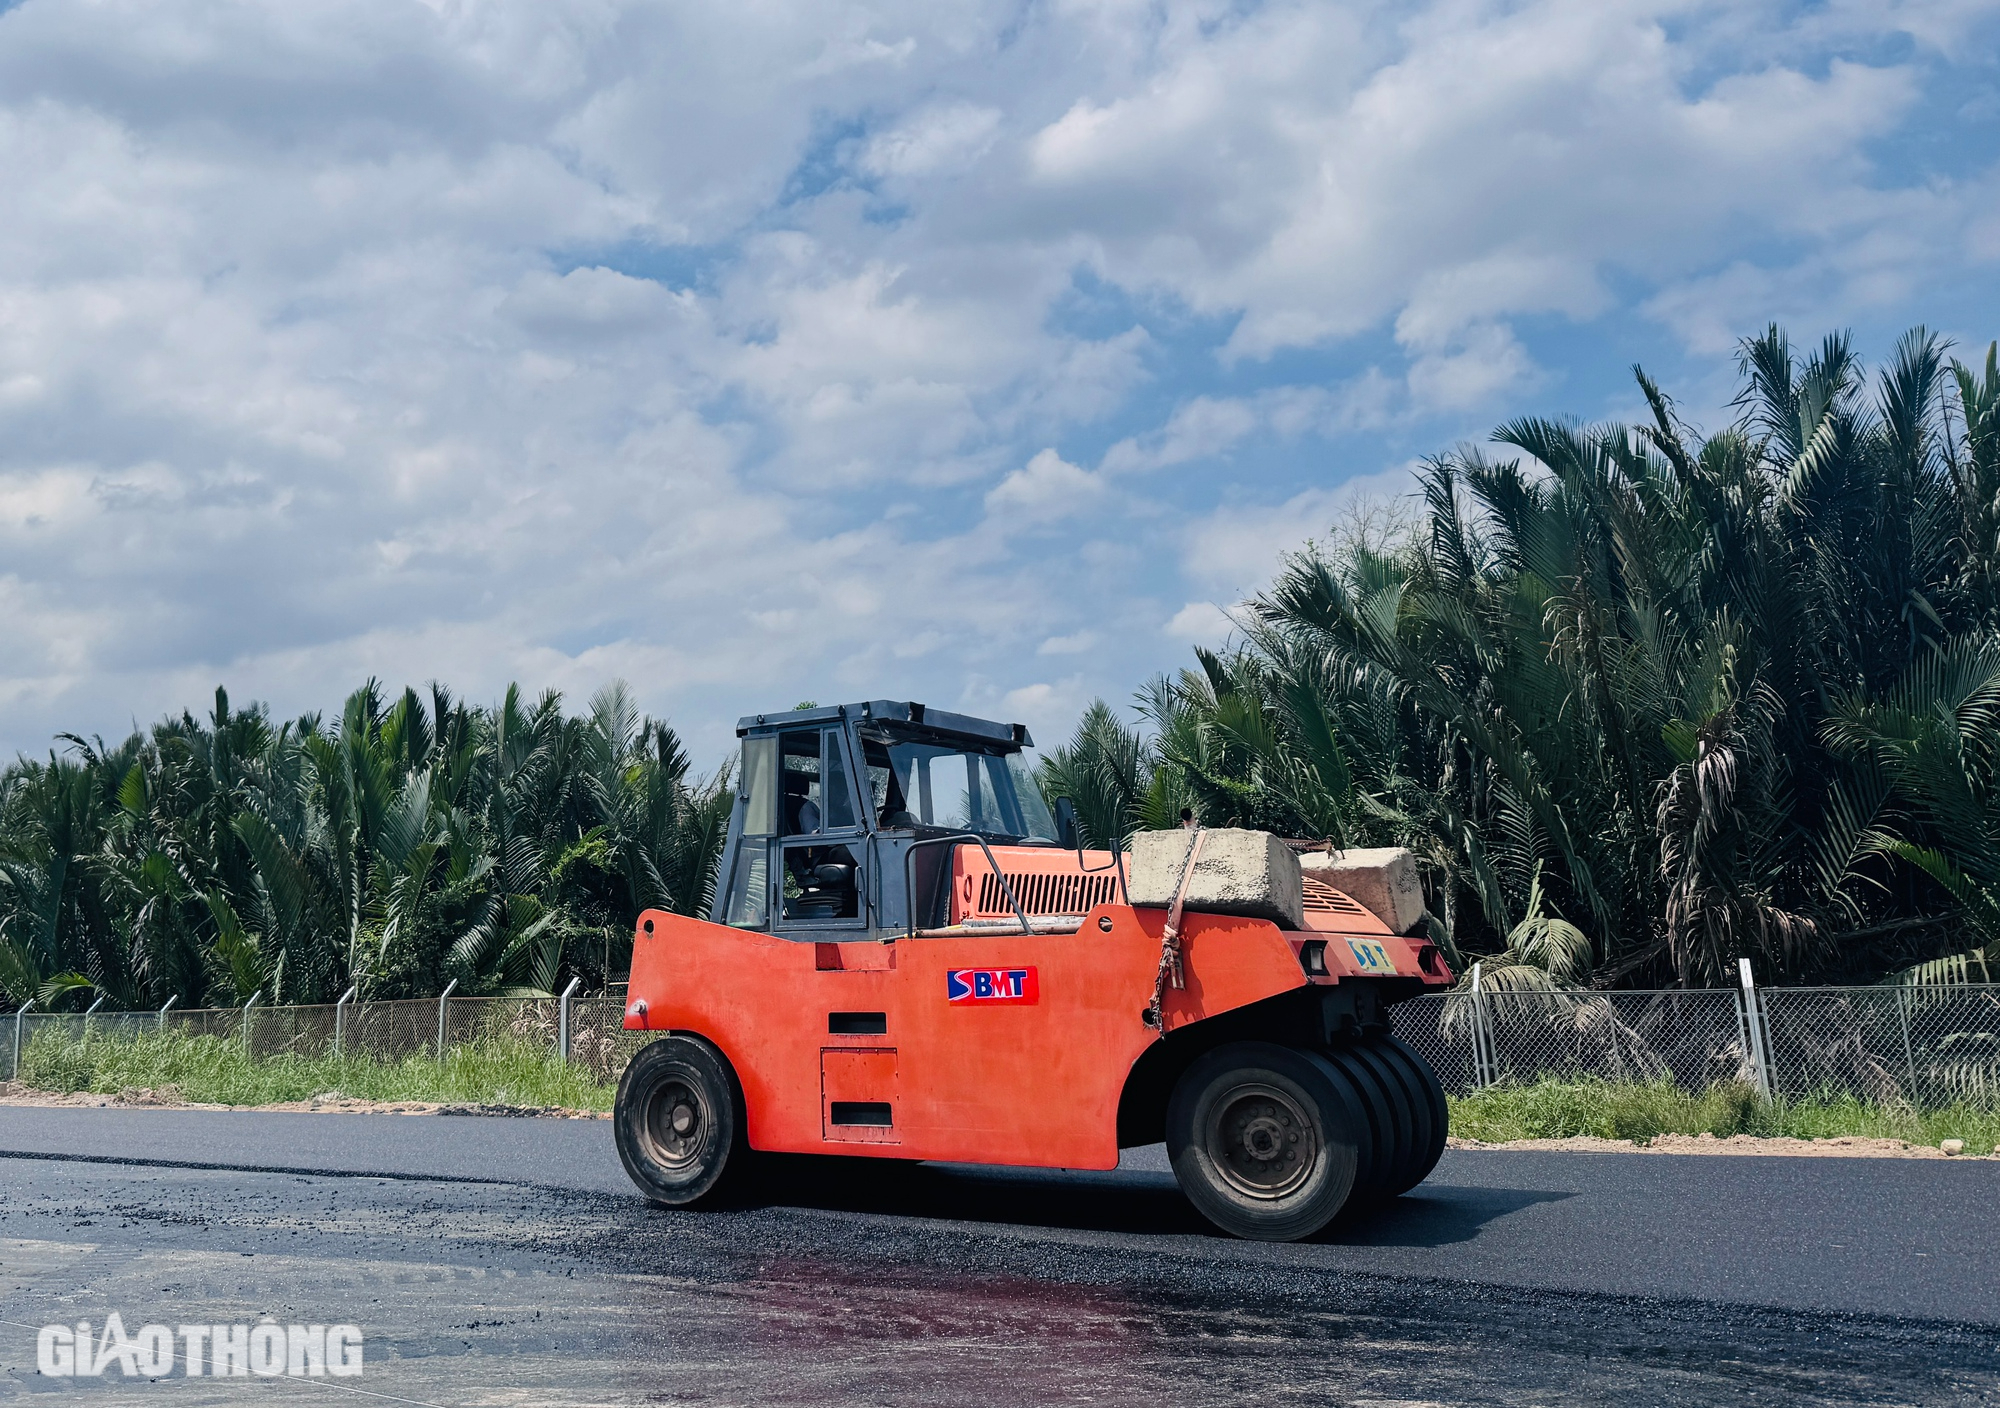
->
1, 1105, 1994, 1322
1, 1107, 1997, 1404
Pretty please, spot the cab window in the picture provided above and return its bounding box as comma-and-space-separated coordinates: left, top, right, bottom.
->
722, 734, 779, 928
780, 731, 823, 834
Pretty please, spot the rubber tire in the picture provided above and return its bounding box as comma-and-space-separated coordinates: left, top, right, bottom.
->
1377, 1035, 1448, 1191
1311, 1050, 1385, 1196
1166, 1042, 1360, 1242
614, 1036, 748, 1206
1322, 1043, 1400, 1200
1350, 1040, 1433, 1197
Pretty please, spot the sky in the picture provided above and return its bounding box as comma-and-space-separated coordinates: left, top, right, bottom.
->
0, 0, 1997, 766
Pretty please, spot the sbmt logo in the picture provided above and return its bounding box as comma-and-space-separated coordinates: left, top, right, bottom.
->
37, 1315, 363, 1378
945, 966, 1039, 1005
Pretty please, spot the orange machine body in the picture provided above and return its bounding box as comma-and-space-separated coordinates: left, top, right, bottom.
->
624, 844, 1450, 1171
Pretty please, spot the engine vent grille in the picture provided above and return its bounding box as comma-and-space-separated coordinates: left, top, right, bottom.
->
1302, 875, 1370, 917
977, 871, 1120, 917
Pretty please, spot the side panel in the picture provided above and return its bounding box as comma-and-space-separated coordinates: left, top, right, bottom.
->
822, 1048, 899, 1142
625, 903, 1313, 1171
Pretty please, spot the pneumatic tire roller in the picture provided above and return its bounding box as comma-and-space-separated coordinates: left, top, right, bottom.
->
613, 699, 1454, 1242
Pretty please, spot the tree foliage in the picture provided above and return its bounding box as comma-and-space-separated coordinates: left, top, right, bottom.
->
1041, 327, 2000, 987
0, 680, 729, 1010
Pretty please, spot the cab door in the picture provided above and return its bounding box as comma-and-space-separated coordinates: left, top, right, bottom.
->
773, 727, 870, 935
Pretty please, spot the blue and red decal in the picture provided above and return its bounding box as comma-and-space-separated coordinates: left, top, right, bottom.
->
946, 967, 1039, 1005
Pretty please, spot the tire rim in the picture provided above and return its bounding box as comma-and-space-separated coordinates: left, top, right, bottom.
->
639, 1075, 710, 1173
1205, 1080, 1318, 1200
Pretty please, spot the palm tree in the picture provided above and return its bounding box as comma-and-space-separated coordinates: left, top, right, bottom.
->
1043, 326, 2000, 988
0, 679, 729, 1010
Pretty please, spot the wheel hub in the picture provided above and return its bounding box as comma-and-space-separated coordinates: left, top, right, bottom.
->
642, 1078, 708, 1171
1241, 1113, 1287, 1160
1207, 1082, 1318, 1200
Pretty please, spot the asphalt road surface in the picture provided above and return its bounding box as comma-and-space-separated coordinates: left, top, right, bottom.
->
0, 1108, 1996, 1405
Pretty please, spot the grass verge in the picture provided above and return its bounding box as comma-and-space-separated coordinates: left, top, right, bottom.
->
14, 1033, 1998, 1153
12, 1028, 618, 1110
1451, 1076, 2000, 1154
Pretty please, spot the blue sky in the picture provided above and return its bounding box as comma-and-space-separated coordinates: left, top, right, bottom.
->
0, 0, 1996, 765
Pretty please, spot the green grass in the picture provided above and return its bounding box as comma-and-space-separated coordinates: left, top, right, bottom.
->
16, 1032, 1998, 1153
12, 1028, 618, 1111
1451, 1076, 2000, 1154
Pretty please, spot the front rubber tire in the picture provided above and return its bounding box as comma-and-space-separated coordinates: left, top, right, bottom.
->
614, 1036, 747, 1206
1166, 1042, 1359, 1241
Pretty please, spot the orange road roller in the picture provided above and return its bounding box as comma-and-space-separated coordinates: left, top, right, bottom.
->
617, 700, 1453, 1241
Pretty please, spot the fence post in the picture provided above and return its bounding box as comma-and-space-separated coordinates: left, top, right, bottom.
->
1896, 988, 1919, 1105
1470, 961, 1492, 1089
436, 979, 458, 1060
334, 985, 358, 1058
158, 994, 177, 1032
83, 992, 105, 1036
11, 999, 32, 1080
242, 991, 262, 1053
1737, 958, 1771, 1098
557, 977, 583, 1064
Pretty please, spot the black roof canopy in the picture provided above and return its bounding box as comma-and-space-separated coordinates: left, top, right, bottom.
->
735, 699, 1031, 748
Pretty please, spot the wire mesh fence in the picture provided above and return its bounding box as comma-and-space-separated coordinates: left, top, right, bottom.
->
7, 993, 654, 1086
1390, 984, 2000, 1108
12, 983, 2000, 1109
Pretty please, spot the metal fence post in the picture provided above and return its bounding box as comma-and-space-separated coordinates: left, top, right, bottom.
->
1469, 961, 1492, 1089
436, 979, 458, 1060
334, 985, 358, 1058
1736, 958, 1771, 1098
11, 999, 32, 1080
242, 991, 262, 1052
83, 992, 105, 1037
158, 994, 177, 1032
1895, 988, 1919, 1103
557, 977, 583, 1064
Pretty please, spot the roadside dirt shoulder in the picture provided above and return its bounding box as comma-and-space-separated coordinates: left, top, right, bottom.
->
1450, 1131, 1992, 1158
0, 1081, 608, 1119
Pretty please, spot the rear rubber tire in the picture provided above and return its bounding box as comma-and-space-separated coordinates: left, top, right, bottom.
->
1312, 1050, 1385, 1196
1349, 1040, 1431, 1197
1322, 1043, 1400, 1200
614, 1036, 747, 1206
1166, 1042, 1359, 1241
1378, 1035, 1448, 1190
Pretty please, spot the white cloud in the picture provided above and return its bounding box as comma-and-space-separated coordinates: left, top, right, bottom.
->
1098, 379, 1403, 476
997, 676, 1093, 746
1405, 322, 1545, 414
1037, 630, 1098, 655
1164, 601, 1236, 646
984, 447, 1108, 522
1015, 0, 1950, 361
1182, 461, 1424, 598
862, 102, 1003, 177
0, 0, 1988, 756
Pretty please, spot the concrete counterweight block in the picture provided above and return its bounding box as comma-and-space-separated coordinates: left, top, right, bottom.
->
1128, 829, 1305, 930
1298, 846, 1426, 934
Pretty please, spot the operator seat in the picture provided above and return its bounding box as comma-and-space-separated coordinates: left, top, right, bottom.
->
782, 770, 820, 837
781, 778, 856, 920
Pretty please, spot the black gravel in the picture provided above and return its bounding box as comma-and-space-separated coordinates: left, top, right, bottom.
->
0, 1108, 1996, 1405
